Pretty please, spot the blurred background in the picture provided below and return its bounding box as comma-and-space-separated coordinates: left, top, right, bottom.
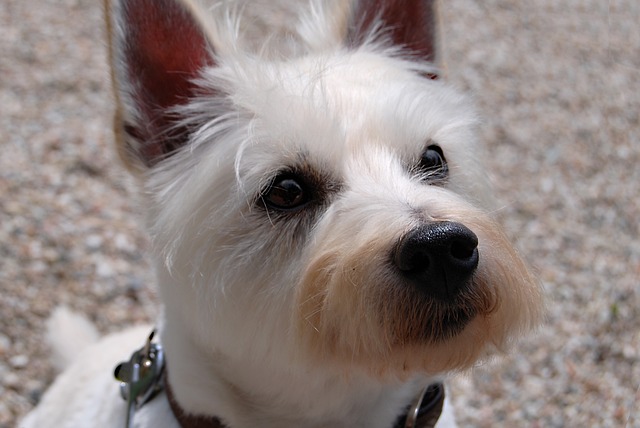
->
1, 0, 638, 426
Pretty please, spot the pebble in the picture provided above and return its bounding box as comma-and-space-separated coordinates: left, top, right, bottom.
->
9, 355, 29, 370
4, 373, 20, 389
85, 234, 104, 250
95, 259, 116, 278
0, 334, 11, 355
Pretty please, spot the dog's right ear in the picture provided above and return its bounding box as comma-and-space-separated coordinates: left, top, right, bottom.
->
104, 0, 215, 172
345, 0, 441, 78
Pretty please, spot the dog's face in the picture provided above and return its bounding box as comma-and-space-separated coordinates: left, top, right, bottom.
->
106, 0, 543, 380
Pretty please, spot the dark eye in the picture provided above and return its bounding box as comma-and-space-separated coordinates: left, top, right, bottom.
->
418, 144, 448, 182
261, 173, 310, 211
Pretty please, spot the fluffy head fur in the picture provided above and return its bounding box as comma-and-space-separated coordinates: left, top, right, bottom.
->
103, 0, 543, 426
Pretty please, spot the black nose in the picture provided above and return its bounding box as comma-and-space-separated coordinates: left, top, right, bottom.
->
394, 222, 479, 301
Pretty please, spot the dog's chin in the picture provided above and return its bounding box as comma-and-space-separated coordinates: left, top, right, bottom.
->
294, 291, 496, 380
421, 305, 476, 344
384, 277, 495, 347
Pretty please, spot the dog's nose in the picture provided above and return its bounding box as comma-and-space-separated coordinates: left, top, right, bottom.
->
394, 222, 479, 301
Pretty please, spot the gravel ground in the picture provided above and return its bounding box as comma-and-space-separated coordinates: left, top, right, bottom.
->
1, 1, 639, 427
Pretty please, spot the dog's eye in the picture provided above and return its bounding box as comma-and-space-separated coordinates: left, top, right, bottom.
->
418, 145, 448, 182
261, 174, 310, 211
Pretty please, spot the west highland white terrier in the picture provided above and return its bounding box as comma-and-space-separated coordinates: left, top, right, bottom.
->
22, 0, 543, 427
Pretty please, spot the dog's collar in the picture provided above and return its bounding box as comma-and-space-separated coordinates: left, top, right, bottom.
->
165, 377, 444, 428
165, 379, 224, 428
115, 332, 445, 428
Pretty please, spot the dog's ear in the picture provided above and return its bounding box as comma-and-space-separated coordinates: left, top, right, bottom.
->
105, 0, 215, 171
346, 0, 441, 77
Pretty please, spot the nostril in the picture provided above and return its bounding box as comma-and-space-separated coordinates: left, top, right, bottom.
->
393, 221, 479, 301
407, 249, 430, 272
449, 241, 479, 275
450, 237, 477, 261
446, 225, 479, 274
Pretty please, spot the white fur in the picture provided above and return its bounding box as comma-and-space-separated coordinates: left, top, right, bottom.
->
46, 306, 100, 371
22, 1, 542, 427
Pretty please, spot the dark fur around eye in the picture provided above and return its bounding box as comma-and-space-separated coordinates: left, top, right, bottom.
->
258, 164, 342, 214
260, 172, 312, 211
417, 144, 448, 183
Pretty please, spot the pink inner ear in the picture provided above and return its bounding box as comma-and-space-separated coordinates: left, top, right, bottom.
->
122, 0, 213, 163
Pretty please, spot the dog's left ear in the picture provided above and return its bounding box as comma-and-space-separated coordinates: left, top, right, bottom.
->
345, 0, 441, 77
105, 0, 215, 172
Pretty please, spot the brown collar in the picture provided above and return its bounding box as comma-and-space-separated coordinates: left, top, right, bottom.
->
165, 379, 444, 428
165, 381, 225, 428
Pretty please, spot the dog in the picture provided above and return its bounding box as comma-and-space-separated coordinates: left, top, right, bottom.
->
21, 0, 543, 427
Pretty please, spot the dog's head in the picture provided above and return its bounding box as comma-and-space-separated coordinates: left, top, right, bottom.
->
106, 0, 543, 379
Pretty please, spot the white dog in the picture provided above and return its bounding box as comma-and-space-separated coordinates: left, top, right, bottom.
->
22, 0, 543, 427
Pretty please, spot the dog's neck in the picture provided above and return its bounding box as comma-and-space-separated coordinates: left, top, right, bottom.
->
164, 374, 445, 428
158, 310, 438, 428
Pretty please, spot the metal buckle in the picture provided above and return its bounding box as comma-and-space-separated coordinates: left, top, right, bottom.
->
114, 330, 165, 428
404, 383, 444, 428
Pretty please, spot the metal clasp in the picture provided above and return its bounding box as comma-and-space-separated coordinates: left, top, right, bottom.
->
404, 383, 445, 428
114, 330, 165, 428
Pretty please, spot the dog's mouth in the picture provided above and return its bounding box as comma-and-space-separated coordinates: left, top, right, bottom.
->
384, 280, 493, 345
422, 303, 477, 343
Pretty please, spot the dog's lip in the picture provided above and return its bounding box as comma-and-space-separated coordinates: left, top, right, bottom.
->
435, 306, 475, 340
384, 279, 483, 345
418, 301, 478, 344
